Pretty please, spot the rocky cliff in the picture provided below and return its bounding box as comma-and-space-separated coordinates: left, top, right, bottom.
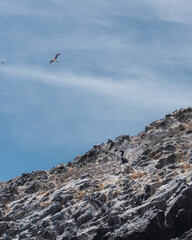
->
1, 107, 192, 240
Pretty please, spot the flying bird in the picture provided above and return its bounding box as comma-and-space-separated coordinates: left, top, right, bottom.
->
50, 53, 61, 64
1, 61, 4, 64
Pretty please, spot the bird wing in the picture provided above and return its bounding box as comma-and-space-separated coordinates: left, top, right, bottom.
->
54, 53, 61, 60
50, 59, 54, 64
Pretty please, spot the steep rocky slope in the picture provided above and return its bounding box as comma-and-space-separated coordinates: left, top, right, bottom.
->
1, 107, 192, 240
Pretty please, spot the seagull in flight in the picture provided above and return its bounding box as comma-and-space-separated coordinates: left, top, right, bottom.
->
50, 53, 61, 64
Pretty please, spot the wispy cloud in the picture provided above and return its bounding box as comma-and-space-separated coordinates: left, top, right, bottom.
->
146, 0, 192, 24
1, 63, 191, 152
1, 64, 191, 110
0, 0, 55, 17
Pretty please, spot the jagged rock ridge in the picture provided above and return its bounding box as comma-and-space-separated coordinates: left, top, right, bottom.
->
1, 107, 192, 240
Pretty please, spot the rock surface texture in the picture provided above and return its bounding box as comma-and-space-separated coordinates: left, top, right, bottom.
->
1, 107, 192, 240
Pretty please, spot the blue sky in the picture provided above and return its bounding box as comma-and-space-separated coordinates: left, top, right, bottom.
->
0, 0, 192, 181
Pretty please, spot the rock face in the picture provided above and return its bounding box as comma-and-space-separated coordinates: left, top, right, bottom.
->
1, 107, 192, 240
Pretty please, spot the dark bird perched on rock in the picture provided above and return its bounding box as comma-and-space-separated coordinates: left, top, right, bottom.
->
50, 53, 61, 64
119, 149, 128, 164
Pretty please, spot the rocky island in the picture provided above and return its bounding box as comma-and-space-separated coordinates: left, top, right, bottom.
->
1, 107, 192, 240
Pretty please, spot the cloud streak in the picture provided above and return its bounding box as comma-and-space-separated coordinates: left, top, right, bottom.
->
146, 0, 192, 24
1, 64, 191, 110
0, 0, 55, 17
